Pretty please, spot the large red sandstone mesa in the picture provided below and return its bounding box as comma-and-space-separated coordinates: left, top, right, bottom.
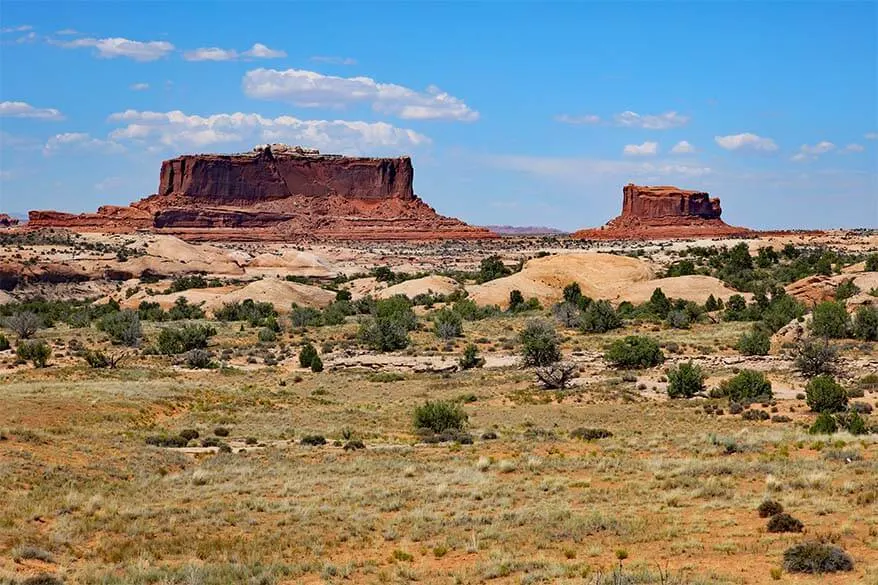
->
572, 183, 751, 240
28, 144, 495, 241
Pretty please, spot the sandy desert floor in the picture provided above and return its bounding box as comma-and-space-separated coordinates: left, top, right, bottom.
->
1, 229, 876, 584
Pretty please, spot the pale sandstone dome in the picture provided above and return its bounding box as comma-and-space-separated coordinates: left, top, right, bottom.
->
466, 252, 654, 309
375, 275, 463, 300
120, 278, 335, 314
613, 275, 750, 305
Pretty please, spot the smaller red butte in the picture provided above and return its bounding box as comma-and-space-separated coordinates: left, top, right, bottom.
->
572, 183, 750, 240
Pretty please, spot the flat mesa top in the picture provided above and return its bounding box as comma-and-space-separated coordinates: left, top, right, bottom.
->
628, 184, 708, 197
168, 144, 408, 162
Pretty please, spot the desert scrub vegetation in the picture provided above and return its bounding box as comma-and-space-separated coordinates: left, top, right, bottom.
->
413, 400, 468, 433
518, 318, 561, 367
716, 369, 772, 403
16, 339, 51, 368
604, 335, 664, 369
155, 323, 216, 355
666, 361, 705, 398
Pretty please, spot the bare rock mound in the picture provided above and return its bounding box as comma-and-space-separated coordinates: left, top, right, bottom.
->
121, 278, 335, 314
614, 275, 749, 305
467, 252, 654, 308
572, 184, 751, 240
28, 144, 495, 242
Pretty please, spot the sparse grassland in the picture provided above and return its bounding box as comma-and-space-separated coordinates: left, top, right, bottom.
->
0, 235, 876, 584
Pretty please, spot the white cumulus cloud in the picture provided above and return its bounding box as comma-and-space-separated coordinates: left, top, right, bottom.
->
670, 140, 695, 154
183, 47, 238, 61
184, 43, 285, 62
105, 109, 430, 154
130, 82, 150, 91
714, 133, 778, 152
844, 143, 864, 152
623, 141, 658, 156
1, 25, 32, 33
242, 68, 479, 122
43, 132, 124, 156
865, 132, 878, 140
555, 114, 601, 125
0, 101, 64, 120
792, 141, 837, 161
614, 111, 689, 130
53, 37, 174, 61
243, 43, 286, 59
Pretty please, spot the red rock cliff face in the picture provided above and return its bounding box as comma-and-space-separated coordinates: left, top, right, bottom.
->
28, 145, 493, 241
156, 147, 414, 204
573, 184, 749, 240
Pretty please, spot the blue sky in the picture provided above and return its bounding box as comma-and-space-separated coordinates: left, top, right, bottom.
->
1, 1, 876, 230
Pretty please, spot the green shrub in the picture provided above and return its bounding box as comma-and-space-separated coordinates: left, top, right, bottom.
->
761, 294, 806, 333
562, 282, 583, 304
298, 342, 318, 368
433, 307, 463, 339
459, 343, 484, 370
757, 500, 783, 518
508, 289, 525, 311
834, 278, 860, 301
605, 336, 664, 369
580, 300, 621, 333
358, 317, 410, 351
97, 309, 142, 346
805, 375, 848, 413
0, 333, 9, 351
783, 541, 854, 573
648, 288, 672, 318
156, 324, 215, 355
452, 298, 499, 321
837, 410, 868, 435
300, 434, 326, 446
145, 434, 188, 448
83, 349, 110, 368
519, 319, 561, 367
718, 370, 772, 402
477, 255, 511, 283
704, 294, 721, 312
413, 400, 468, 433
290, 306, 322, 329
17, 340, 51, 368
310, 355, 324, 373
375, 296, 417, 330
738, 328, 770, 356
166, 297, 205, 320
810, 301, 851, 338
767, 513, 803, 533
866, 254, 878, 272
321, 300, 354, 325
138, 300, 166, 321
793, 338, 839, 377
809, 411, 838, 434
184, 349, 214, 369
214, 299, 277, 327
335, 289, 352, 301
666, 361, 705, 398
167, 275, 207, 293
258, 328, 277, 343
179, 429, 199, 441
852, 305, 878, 341
570, 427, 613, 440
723, 294, 748, 321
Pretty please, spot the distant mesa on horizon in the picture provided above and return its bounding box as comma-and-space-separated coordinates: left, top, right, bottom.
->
481, 225, 568, 236
572, 183, 752, 240
26, 144, 496, 242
